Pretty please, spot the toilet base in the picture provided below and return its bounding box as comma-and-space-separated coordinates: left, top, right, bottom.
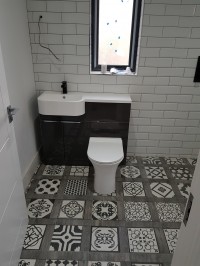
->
93, 163, 118, 194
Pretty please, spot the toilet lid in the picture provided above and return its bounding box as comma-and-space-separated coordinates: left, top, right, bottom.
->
87, 137, 124, 164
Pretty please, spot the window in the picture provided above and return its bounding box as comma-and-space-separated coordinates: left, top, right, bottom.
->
91, 0, 142, 73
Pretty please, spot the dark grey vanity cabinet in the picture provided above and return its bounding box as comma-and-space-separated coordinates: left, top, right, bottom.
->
40, 102, 130, 165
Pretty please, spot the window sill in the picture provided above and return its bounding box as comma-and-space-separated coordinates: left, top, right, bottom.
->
90, 70, 136, 76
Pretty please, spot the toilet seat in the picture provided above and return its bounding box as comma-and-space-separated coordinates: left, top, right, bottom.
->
87, 137, 124, 165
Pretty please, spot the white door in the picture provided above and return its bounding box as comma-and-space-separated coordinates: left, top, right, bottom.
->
0, 42, 28, 264
172, 151, 200, 266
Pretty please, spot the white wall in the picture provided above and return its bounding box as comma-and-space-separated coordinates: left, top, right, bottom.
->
27, 0, 200, 157
0, 0, 38, 179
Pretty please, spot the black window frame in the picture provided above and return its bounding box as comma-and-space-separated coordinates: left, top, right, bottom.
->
91, 0, 142, 73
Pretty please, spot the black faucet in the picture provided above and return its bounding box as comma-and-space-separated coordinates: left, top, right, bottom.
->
61, 81, 67, 94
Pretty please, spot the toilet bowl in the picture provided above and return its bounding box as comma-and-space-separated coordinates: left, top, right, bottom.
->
87, 137, 124, 194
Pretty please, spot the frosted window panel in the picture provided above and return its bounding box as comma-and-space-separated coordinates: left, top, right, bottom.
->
98, 0, 134, 65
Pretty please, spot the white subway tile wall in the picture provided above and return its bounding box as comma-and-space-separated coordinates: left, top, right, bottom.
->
27, 0, 200, 156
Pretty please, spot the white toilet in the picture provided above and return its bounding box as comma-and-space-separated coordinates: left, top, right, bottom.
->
87, 137, 124, 194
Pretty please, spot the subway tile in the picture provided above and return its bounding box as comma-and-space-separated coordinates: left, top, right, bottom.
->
33, 63, 50, 73
138, 67, 157, 76
27, 0, 46, 11
32, 12, 62, 23
151, 0, 181, 4
147, 37, 175, 48
91, 75, 117, 85
63, 35, 89, 45
64, 55, 89, 65
47, 1, 76, 12
186, 127, 200, 134
62, 13, 89, 24
77, 2, 90, 13
176, 38, 200, 49
143, 77, 169, 85
175, 119, 199, 127
178, 104, 200, 112
160, 140, 182, 147
158, 68, 184, 77
151, 118, 175, 126
160, 48, 188, 58
191, 28, 200, 38
164, 111, 188, 119
163, 27, 191, 38
37, 54, 64, 64
35, 81, 52, 91
172, 58, 196, 68
38, 73, 64, 82
155, 86, 181, 94
78, 84, 103, 92
65, 74, 90, 84
167, 95, 192, 103
132, 102, 153, 110
147, 147, 170, 154
77, 24, 89, 35
78, 65, 89, 74
153, 103, 177, 110
29, 22, 47, 34
189, 112, 200, 119
138, 125, 161, 133
184, 69, 195, 78
142, 26, 163, 37
39, 34, 63, 44
48, 24, 76, 34
77, 46, 89, 56
48, 45, 76, 55
145, 58, 172, 67
140, 110, 164, 118
170, 148, 193, 155
165, 5, 196, 16
169, 77, 193, 86
181, 87, 200, 95
104, 85, 129, 93
144, 4, 165, 15
141, 94, 166, 102
51, 64, 77, 74
162, 126, 185, 134
140, 48, 160, 57
172, 134, 196, 141
31, 44, 49, 54
129, 133, 149, 139
129, 85, 155, 94
149, 133, 172, 140
179, 17, 200, 27
149, 16, 179, 26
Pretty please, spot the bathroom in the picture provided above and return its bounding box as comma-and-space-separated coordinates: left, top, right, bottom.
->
0, 0, 200, 265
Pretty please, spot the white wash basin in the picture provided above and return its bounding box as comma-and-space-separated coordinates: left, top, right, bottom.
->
38, 92, 85, 116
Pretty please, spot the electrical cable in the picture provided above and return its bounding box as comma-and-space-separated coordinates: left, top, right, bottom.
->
38, 16, 60, 61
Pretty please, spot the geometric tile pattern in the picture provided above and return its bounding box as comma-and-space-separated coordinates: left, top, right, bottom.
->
43, 165, 65, 176
169, 166, 193, 180
156, 203, 183, 222
35, 179, 60, 194
187, 158, 197, 166
18, 260, 36, 266
142, 156, 162, 165
50, 225, 82, 251
150, 182, 175, 198
88, 262, 120, 266
23, 225, 46, 250
132, 264, 161, 266
92, 201, 118, 220
128, 228, 159, 253
165, 157, 185, 165
164, 229, 179, 253
178, 183, 191, 199
145, 166, 167, 179
120, 166, 141, 178
59, 200, 85, 219
28, 199, 54, 218
91, 227, 119, 252
126, 156, 137, 164
70, 166, 89, 177
64, 180, 88, 195
45, 260, 78, 266
123, 182, 145, 197
124, 202, 151, 221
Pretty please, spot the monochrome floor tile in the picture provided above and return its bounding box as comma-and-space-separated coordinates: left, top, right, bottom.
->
50, 225, 82, 251
92, 201, 118, 220
70, 166, 89, 177
169, 166, 193, 180
142, 156, 162, 165
120, 166, 141, 178
64, 180, 88, 196
28, 199, 54, 218
59, 200, 85, 219
128, 228, 159, 253
126, 156, 137, 165
150, 182, 175, 198
23, 225, 46, 250
156, 203, 183, 222
91, 227, 119, 252
43, 165, 65, 176
124, 202, 151, 221
18, 259, 36, 266
164, 229, 179, 253
45, 260, 78, 266
35, 179, 60, 194
145, 166, 168, 179
88, 262, 120, 266
187, 158, 197, 166
177, 183, 191, 199
165, 157, 185, 165
123, 182, 145, 197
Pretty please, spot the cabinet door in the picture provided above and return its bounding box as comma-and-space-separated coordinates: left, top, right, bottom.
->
40, 120, 64, 165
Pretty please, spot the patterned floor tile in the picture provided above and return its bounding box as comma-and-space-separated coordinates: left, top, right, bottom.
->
18, 259, 36, 266
128, 228, 159, 253
124, 202, 151, 221
45, 260, 78, 266
92, 201, 118, 220
70, 166, 89, 177
164, 229, 179, 253
64, 180, 88, 195
23, 225, 46, 250
93, 192, 116, 197
187, 158, 197, 166
120, 166, 141, 178
145, 166, 168, 179
126, 156, 137, 165
43, 165, 65, 176
91, 227, 119, 252
156, 203, 183, 222
35, 179, 60, 194
59, 200, 85, 219
88, 262, 120, 266
142, 156, 162, 165
28, 199, 54, 218
169, 166, 193, 180
123, 182, 145, 197
165, 157, 185, 165
178, 183, 191, 199
150, 182, 175, 198
50, 225, 82, 251
132, 264, 161, 266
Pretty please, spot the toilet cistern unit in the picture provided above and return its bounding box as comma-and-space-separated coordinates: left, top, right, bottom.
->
87, 137, 124, 194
